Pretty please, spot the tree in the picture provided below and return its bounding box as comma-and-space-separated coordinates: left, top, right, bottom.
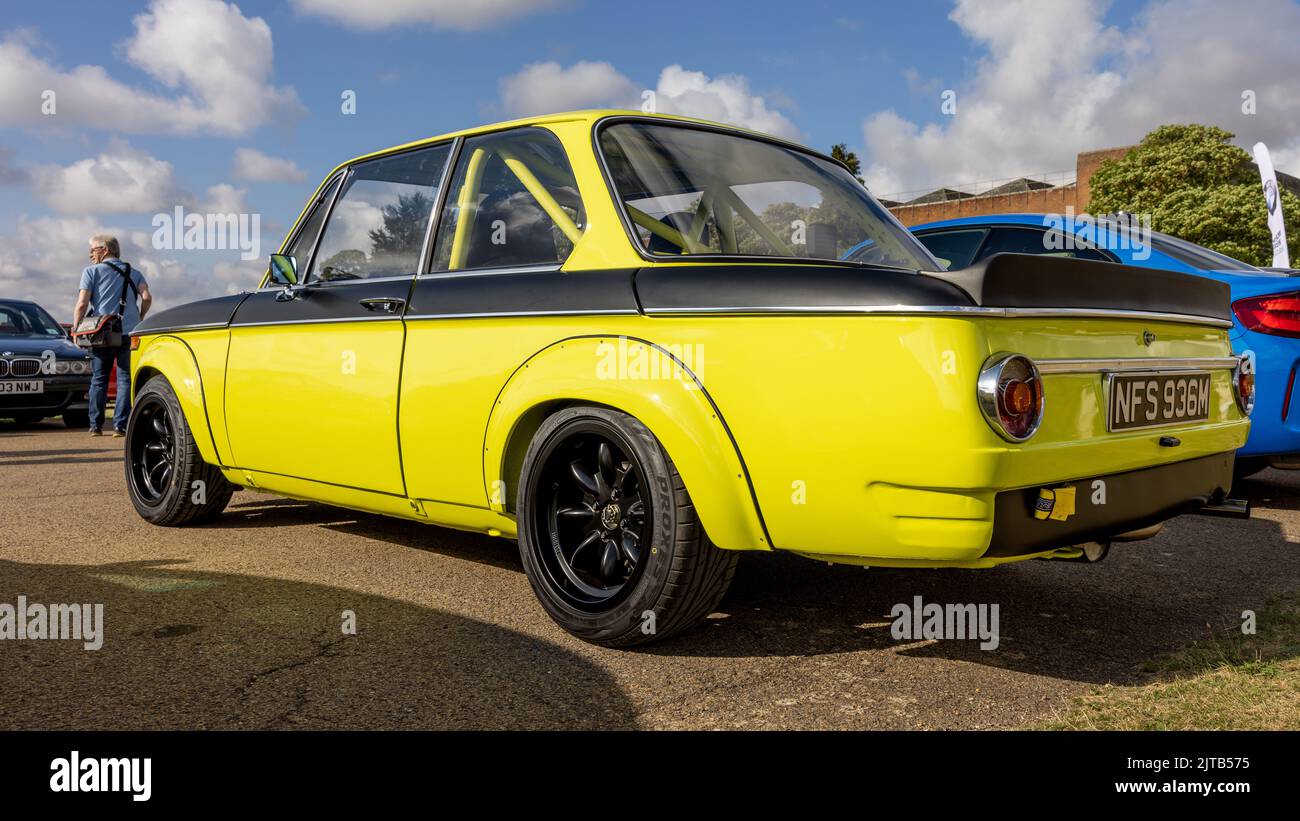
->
369, 191, 434, 257
830, 143, 864, 184
1087, 124, 1300, 267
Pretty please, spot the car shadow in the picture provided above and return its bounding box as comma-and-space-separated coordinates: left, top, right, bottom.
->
0, 557, 637, 730
212, 497, 522, 572
198, 486, 1300, 686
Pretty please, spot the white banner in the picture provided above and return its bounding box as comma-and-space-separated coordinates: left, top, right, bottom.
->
1253, 141, 1290, 268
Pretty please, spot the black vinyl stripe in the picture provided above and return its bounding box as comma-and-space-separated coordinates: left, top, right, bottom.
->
407, 268, 641, 317
230, 278, 416, 325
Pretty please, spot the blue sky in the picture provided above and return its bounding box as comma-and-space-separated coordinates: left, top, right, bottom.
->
1, 0, 1297, 312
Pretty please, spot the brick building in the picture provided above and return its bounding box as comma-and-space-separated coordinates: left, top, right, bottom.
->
884, 145, 1300, 227
884, 146, 1131, 227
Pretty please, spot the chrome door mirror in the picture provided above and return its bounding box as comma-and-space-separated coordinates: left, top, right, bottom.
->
268, 253, 300, 301
269, 253, 299, 286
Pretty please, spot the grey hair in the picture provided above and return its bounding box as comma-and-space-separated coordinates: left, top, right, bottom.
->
89, 234, 120, 258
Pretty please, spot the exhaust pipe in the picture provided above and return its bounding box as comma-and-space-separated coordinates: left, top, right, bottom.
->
1193, 498, 1251, 519
1112, 522, 1164, 542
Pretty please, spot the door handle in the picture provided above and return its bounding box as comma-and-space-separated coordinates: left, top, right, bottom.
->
359, 297, 405, 314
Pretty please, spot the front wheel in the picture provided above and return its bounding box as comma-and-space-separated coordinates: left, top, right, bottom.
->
62, 408, 88, 429
516, 406, 738, 647
125, 376, 234, 526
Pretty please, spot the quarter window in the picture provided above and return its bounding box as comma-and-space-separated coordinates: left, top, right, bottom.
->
432, 128, 585, 272
309, 143, 451, 282
281, 175, 341, 277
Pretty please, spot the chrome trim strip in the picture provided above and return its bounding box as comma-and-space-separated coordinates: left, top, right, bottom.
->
133, 322, 229, 335
405, 309, 639, 321
229, 315, 399, 329
642, 304, 1232, 327
419, 263, 562, 280
1038, 356, 1239, 374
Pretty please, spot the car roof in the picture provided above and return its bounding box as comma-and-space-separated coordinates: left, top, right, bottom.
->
910, 214, 1051, 231
334, 110, 836, 176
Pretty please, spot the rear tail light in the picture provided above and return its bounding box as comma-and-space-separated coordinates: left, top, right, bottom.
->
1233, 292, 1300, 337
1234, 351, 1256, 416
978, 353, 1045, 442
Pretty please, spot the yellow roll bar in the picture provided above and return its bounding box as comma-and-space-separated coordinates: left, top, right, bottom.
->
448, 147, 489, 270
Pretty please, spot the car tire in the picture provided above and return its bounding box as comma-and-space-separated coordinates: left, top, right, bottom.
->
516, 405, 738, 647
62, 409, 88, 429
125, 375, 234, 526
1233, 457, 1268, 482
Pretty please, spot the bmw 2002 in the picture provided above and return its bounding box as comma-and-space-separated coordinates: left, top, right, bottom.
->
125, 111, 1252, 646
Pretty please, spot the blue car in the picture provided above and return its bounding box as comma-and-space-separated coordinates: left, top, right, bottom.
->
898, 214, 1300, 476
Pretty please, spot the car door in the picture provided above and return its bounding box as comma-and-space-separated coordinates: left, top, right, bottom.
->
224, 142, 452, 495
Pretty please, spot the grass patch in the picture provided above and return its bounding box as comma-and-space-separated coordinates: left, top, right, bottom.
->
1045, 594, 1300, 730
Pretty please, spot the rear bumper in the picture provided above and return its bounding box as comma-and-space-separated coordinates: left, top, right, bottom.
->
986, 451, 1237, 558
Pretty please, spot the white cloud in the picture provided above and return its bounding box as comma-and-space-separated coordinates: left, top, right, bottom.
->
290, 0, 562, 31
27, 140, 185, 215
860, 0, 1300, 196
232, 147, 307, 182
201, 183, 248, 214
498, 62, 802, 140
652, 66, 801, 141
500, 61, 639, 116
0, 215, 263, 315
0, 0, 301, 137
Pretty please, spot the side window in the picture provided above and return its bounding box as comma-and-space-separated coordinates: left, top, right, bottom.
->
275, 175, 340, 283
309, 143, 451, 282
433, 128, 585, 272
973, 227, 1117, 264
914, 228, 988, 270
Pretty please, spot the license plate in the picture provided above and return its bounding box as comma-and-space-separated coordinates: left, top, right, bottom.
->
1108, 371, 1211, 431
0, 380, 43, 394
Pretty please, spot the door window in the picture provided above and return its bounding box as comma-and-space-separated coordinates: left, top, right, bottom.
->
310, 143, 452, 282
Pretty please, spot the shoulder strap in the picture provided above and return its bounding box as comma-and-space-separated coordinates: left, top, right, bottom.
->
103, 261, 138, 314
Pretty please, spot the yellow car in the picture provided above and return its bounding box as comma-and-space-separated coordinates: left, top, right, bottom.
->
126, 111, 1254, 646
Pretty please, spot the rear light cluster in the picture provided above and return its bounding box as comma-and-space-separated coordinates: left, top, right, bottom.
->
978, 353, 1045, 442
1234, 351, 1256, 416
1233, 292, 1300, 337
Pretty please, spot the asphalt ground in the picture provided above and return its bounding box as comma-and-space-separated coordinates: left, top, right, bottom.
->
2, 417, 1298, 729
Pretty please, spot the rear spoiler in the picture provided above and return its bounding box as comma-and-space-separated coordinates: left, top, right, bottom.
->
927, 252, 1231, 324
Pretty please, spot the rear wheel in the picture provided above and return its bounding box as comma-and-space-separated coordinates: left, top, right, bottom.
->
1233, 457, 1268, 482
517, 406, 738, 647
125, 376, 233, 526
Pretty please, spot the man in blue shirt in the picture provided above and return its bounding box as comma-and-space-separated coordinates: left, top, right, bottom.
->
72, 235, 153, 437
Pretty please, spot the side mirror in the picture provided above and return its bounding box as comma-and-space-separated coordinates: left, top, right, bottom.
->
268, 253, 299, 287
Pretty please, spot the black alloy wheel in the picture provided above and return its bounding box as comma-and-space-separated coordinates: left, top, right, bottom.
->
534, 424, 650, 610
